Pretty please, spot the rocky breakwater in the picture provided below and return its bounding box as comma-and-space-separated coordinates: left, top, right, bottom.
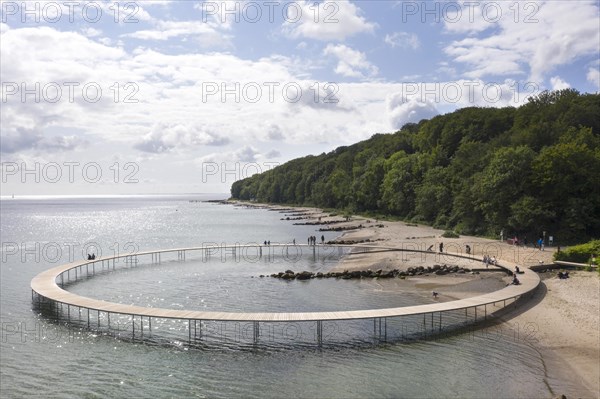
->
260, 264, 476, 280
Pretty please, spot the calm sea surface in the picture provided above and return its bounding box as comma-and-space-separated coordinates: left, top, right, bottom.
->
0, 195, 560, 398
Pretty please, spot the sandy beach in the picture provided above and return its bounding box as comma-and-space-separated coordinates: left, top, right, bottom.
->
233, 201, 600, 398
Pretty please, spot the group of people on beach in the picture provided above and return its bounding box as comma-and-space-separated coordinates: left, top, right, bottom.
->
307, 235, 325, 245
505, 232, 549, 252
483, 254, 497, 268
510, 265, 524, 285
536, 237, 545, 251
503, 231, 527, 247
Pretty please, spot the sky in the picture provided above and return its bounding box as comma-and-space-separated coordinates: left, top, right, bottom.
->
1, 0, 599, 195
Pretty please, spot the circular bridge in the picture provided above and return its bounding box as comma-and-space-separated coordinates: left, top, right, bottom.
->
31, 244, 540, 344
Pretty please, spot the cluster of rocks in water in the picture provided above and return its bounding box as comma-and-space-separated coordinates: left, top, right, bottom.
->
293, 220, 346, 226
281, 212, 318, 221
261, 264, 476, 280
325, 238, 384, 245
318, 224, 364, 232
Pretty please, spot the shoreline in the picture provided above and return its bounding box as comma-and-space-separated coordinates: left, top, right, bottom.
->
230, 200, 600, 398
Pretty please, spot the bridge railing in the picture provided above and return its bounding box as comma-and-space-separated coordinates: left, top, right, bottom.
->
31, 244, 540, 346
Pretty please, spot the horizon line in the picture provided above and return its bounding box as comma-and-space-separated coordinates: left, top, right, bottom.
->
0, 193, 230, 200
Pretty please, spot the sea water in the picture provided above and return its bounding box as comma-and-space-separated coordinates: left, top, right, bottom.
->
0, 195, 557, 397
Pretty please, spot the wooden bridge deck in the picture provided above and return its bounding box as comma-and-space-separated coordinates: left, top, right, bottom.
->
31, 244, 540, 322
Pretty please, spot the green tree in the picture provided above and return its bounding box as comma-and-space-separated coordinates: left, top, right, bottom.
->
381, 152, 430, 216
473, 146, 536, 231
531, 127, 600, 239
414, 166, 452, 225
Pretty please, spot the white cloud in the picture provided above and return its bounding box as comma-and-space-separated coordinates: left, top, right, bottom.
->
2, 26, 125, 73
98, 37, 112, 46
444, 1, 600, 81
384, 32, 420, 49
0, 26, 130, 153
266, 125, 284, 141
283, 1, 375, 41
292, 81, 352, 111
436, 62, 457, 78
82, 27, 102, 38
134, 123, 230, 154
587, 67, 600, 89
41, 134, 88, 151
387, 94, 439, 130
124, 20, 232, 48
443, 2, 497, 35
323, 44, 378, 79
445, 39, 524, 78
265, 150, 281, 158
235, 146, 260, 163
197, 145, 261, 164
115, 1, 233, 48
0, 109, 88, 153
550, 76, 570, 91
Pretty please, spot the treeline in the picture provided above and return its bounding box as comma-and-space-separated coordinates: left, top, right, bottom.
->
231, 90, 600, 243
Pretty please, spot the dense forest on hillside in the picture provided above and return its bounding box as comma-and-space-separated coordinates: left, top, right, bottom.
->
231, 90, 600, 243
